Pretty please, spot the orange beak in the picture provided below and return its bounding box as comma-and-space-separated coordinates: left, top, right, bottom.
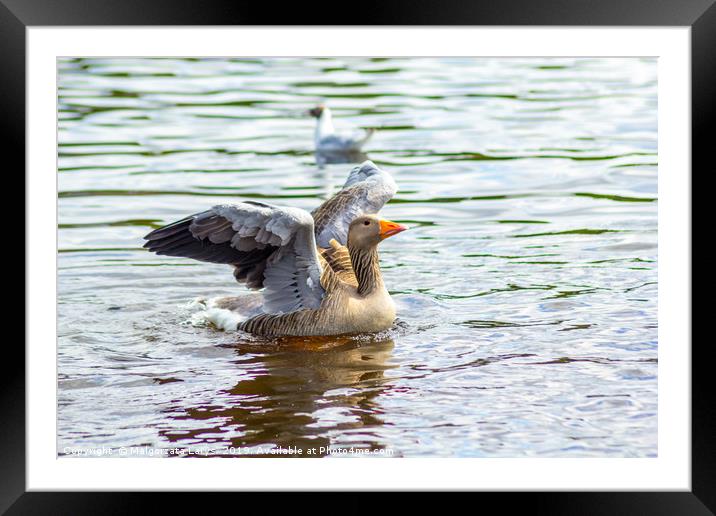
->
378, 219, 408, 240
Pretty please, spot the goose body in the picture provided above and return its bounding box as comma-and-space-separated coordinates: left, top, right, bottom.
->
240, 235, 398, 337
308, 104, 375, 153
143, 161, 404, 337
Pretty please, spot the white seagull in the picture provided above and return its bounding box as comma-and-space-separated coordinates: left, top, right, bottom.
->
307, 104, 375, 153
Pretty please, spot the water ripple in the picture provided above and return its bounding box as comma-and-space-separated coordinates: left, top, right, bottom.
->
57, 56, 657, 458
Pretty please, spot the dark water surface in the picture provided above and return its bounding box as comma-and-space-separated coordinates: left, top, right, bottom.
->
58, 57, 657, 457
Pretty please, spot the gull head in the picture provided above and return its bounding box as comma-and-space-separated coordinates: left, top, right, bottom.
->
307, 104, 326, 118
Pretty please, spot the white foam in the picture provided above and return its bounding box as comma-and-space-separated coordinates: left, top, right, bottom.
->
203, 307, 244, 331
186, 297, 246, 332
185, 297, 208, 311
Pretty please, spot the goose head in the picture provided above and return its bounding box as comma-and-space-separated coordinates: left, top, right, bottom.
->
347, 215, 407, 249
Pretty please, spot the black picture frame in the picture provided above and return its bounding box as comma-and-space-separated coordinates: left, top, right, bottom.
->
5, 0, 708, 513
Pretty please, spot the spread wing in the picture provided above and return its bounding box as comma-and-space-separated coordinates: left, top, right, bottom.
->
143, 201, 325, 314
312, 160, 397, 248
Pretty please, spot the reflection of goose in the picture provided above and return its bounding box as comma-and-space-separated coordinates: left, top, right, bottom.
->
159, 338, 395, 456
308, 104, 375, 153
233, 337, 396, 385
144, 161, 405, 337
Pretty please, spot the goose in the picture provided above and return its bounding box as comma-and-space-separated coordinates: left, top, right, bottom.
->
143, 161, 405, 337
307, 104, 375, 153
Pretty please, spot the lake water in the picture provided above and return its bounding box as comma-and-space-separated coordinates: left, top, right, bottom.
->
58, 57, 657, 458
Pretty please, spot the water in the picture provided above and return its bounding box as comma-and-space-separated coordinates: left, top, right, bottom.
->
58, 57, 657, 458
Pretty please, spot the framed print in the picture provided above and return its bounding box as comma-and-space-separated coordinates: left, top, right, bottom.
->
6, 0, 710, 513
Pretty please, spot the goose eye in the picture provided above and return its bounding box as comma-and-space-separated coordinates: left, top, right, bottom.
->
363, 220, 370, 226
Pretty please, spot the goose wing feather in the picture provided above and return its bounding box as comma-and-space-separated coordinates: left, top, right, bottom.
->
144, 201, 325, 313
312, 160, 397, 248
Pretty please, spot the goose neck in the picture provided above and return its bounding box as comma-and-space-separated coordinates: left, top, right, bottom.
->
348, 244, 383, 296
